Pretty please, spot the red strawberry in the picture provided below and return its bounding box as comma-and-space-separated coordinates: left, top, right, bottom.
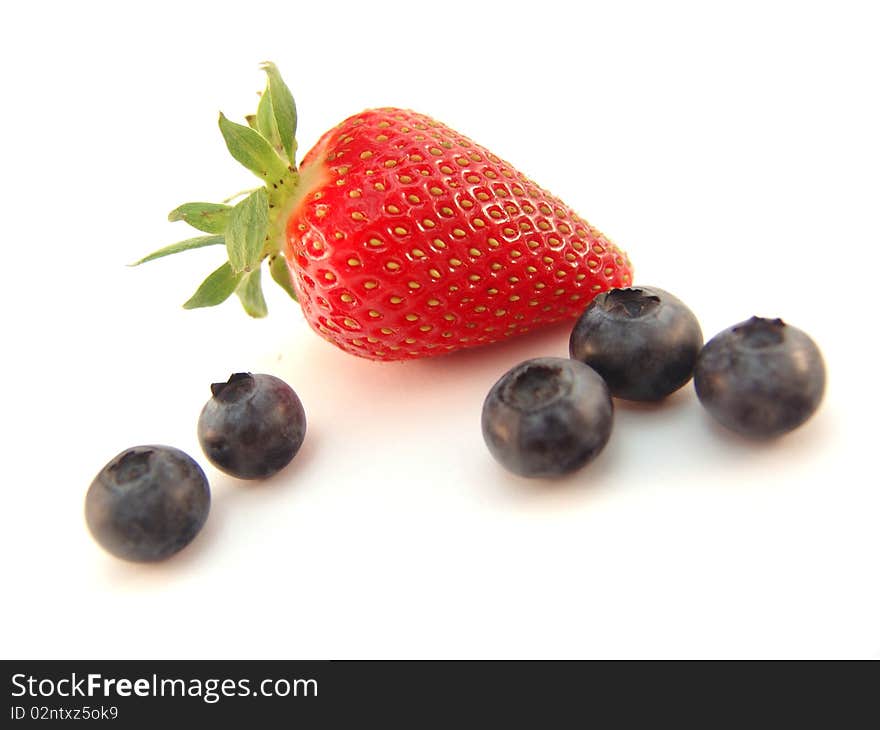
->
136, 64, 633, 361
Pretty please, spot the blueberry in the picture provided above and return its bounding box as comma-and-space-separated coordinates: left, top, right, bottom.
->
481, 357, 613, 478
85, 445, 210, 562
569, 286, 703, 401
694, 316, 825, 438
197, 373, 306, 479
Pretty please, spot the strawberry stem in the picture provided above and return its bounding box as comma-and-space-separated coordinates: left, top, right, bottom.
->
134, 63, 305, 316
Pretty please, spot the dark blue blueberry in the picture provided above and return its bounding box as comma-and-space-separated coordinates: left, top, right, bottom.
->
694, 316, 825, 438
569, 286, 703, 401
198, 373, 306, 479
85, 445, 210, 562
481, 357, 613, 478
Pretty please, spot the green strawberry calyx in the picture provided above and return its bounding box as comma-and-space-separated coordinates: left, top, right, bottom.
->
132, 62, 309, 317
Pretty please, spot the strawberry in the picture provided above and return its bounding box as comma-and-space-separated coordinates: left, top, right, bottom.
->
136, 63, 633, 361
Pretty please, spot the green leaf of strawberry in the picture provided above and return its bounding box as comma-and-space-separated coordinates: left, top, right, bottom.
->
183, 262, 243, 309
130, 235, 225, 266
167, 202, 232, 234
218, 112, 290, 183
269, 254, 298, 301
255, 87, 282, 155
134, 80, 298, 318
260, 61, 297, 164
236, 268, 268, 318
225, 188, 268, 273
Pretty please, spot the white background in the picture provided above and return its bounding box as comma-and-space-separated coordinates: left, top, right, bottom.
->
2, 0, 878, 659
